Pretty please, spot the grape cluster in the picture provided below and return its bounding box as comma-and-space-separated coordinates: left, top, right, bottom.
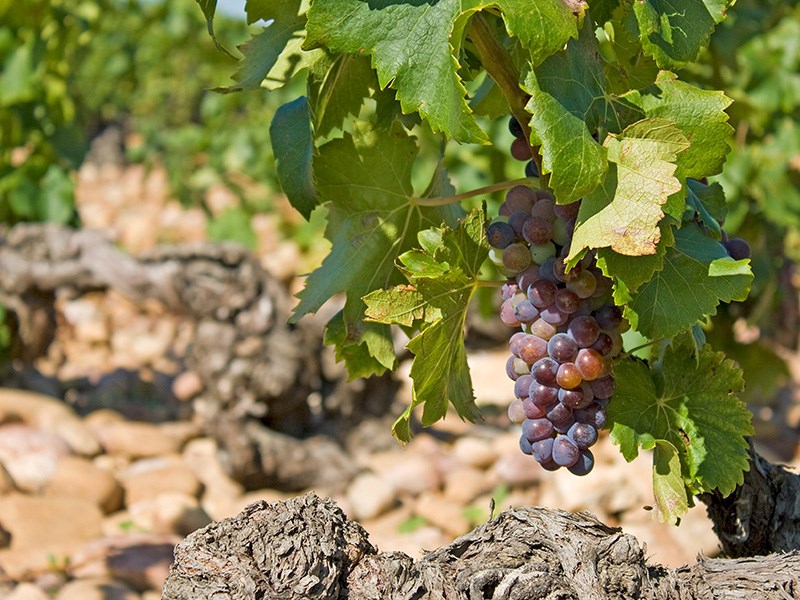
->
491, 119, 628, 475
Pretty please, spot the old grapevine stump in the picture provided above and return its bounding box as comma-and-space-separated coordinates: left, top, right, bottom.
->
162, 493, 800, 600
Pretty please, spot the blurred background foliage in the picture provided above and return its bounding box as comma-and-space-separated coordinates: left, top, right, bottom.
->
0, 0, 799, 401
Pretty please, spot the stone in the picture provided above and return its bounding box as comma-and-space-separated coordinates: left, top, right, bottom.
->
0, 389, 100, 456
451, 436, 498, 469
491, 452, 541, 488
0, 495, 103, 579
43, 456, 123, 514
346, 472, 397, 521
170, 371, 203, 402
127, 493, 211, 536
107, 539, 176, 591
369, 452, 442, 497
0, 424, 70, 492
202, 489, 289, 523
4, 583, 51, 600
155, 422, 201, 451
413, 492, 471, 538
0, 455, 18, 494
91, 422, 180, 458
120, 458, 202, 505
443, 466, 497, 505
54, 578, 140, 600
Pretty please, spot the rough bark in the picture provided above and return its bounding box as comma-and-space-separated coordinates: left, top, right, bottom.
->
162, 492, 800, 600
700, 441, 800, 557
0, 223, 396, 492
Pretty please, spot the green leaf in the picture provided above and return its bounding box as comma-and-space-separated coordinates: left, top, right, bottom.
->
621, 72, 734, 179
568, 118, 688, 261
305, 0, 578, 143
632, 0, 732, 69
310, 55, 376, 137
193, 0, 237, 60
270, 97, 317, 220
364, 209, 488, 441
609, 343, 752, 517
290, 120, 458, 377
625, 223, 753, 338
652, 440, 690, 525
685, 179, 726, 235
324, 310, 396, 378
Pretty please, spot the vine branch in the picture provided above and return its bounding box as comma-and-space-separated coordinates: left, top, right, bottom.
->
412, 177, 539, 207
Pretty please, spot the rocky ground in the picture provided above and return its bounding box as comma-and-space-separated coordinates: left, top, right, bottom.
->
1, 163, 799, 599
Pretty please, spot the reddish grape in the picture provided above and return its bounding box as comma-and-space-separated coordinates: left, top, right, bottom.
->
503, 242, 532, 273
509, 211, 530, 238
555, 288, 581, 314
528, 279, 557, 308
516, 266, 541, 292
522, 418, 554, 442
568, 315, 600, 348
547, 402, 574, 431
522, 216, 553, 245
575, 348, 606, 381
501, 282, 519, 301
591, 331, 613, 355
566, 270, 598, 298
531, 357, 559, 385
511, 137, 533, 160
518, 335, 548, 364
556, 362, 583, 389
553, 201, 581, 221
522, 397, 547, 419
552, 435, 580, 467
504, 186, 537, 214
530, 198, 556, 222
514, 299, 539, 324
547, 333, 579, 363
589, 376, 615, 400
513, 374, 534, 399
529, 383, 559, 408
500, 298, 521, 327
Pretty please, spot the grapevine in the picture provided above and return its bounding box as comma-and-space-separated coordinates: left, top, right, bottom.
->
198, 0, 758, 524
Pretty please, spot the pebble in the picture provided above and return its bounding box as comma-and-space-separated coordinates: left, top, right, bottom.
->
491, 452, 541, 488
346, 472, 397, 521
414, 492, 471, 538
43, 456, 124, 514
0, 424, 70, 492
121, 459, 202, 505
443, 466, 497, 505
4, 583, 51, 600
452, 436, 498, 469
171, 371, 203, 401
127, 492, 211, 535
91, 421, 181, 458
369, 452, 442, 497
54, 578, 140, 600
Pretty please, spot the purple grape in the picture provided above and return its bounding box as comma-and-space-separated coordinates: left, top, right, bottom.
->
567, 449, 594, 475
501, 282, 519, 301
528, 279, 557, 308
522, 216, 552, 245
508, 116, 523, 138
554, 201, 581, 221
516, 266, 541, 292
530, 198, 556, 222
558, 386, 589, 409
553, 258, 580, 283
568, 316, 600, 348
539, 305, 568, 326
554, 288, 581, 314
515, 334, 548, 364
552, 435, 580, 467
531, 437, 554, 464
529, 383, 559, 408
519, 435, 533, 455
505, 356, 519, 381
487, 221, 516, 249
502, 186, 537, 214
514, 374, 534, 399
547, 333, 578, 363
514, 300, 539, 324
574, 402, 608, 429
500, 298, 521, 327
509, 211, 530, 238
547, 402, 574, 431
595, 305, 623, 330
531, 357, 559, 385
589, 376, 615, 400
522, 418, 554, 442
538, 257, 557, 282
725, 237, 751, 260
522, 397, 547, 419
568, 422, 598, 449
591, 332, 613, 355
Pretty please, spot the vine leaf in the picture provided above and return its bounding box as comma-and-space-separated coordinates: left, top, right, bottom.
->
289, 120, 460, 378
622, 71, 734, 180
309, 55, 376, 137
625, 223, 753, 338
304, 0, 578, 143
609, 343, 752, 524
632, 0, 732, 69
567, 118, 688, 262
270, 97, 317, 220
652, 440, 690, 525
364, 209, 488, 442
215, 1, 305, 93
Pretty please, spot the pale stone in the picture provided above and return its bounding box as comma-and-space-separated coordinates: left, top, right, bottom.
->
346, 472, 397, 521
0, 424, 70, 492
468, 348, 516, 407
0, 460, 15, 494
91, 422, 181, 458
156, 422, 201, 450
0, 495, 103, 579
54, 578, 140, 600
171, 371, 203, 402
127, 493, 211, 536
369, 452, 442, 497
443, 466, 497, 505
413, 493, 471, 538
4, 583, 51, 600
491, 452, 540, 488
0, 388, 100, 456
452, 436, 498, 469
121, 459, 202, 505
43, 455, 123, 514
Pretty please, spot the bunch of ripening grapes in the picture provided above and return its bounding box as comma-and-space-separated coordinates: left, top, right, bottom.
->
487, 118, 629, 476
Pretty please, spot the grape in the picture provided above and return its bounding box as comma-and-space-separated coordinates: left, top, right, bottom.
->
509, 211, 530, 238
519, 436, 533, 455
575, 402, 607, 429
512, 357, 531, 378
591, 331, 613, 355
502, 186, 537, 215
575, 348, 606, 380
516, 266, 541, 292
487, 221, 517, 249
567, 422, 598, 449
552, 435, 580, 467
500, 298, 521, 327
567, 449, 594, 476
511, 333, 547, 364
558, 386, 586, 409
555, 288, 581, 314
501, 282, 519, 301
522, 397, 547, 419
604, 329, 623, 358
725, 237, 751, 260
547, 333, 579, 363
525, 160, 539, 178
566, 270, 598, 299
547, 402, 574, 431
531, 357, 559, 385
553, 201, 581, 221
531, 437, 554, 463
513, 374, 534, 399
507, 398, 526, 423
522, 418, 554, 442
530, 198, 556, 222
568, 316, 600, 348
528, 279, 558, 308
503, 243, 532, 273
529, 383, 559, 408
550, 218, 570, 247
530, 318, 557, 340
508, 116, 523, 138
505, 356, 519, 381
556, 362, 582, 389
539, 305, 568, 326
538, 257, 557, 282
595, 305, 623, 330
553, 258, 580, 283
514, 300, 539, 324
522, 216, 552, 245
530, 241, 557, 265
488, 247, 504, 267
511, 137, 533, 160
589, 376, 615, 400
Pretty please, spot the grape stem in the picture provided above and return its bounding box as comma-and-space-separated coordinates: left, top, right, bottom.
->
468, 12, 547, 188
412, 177, 539, 207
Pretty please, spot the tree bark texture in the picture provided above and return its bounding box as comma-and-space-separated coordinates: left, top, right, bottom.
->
0, 223, 397, 492
162, 492, 800, 600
